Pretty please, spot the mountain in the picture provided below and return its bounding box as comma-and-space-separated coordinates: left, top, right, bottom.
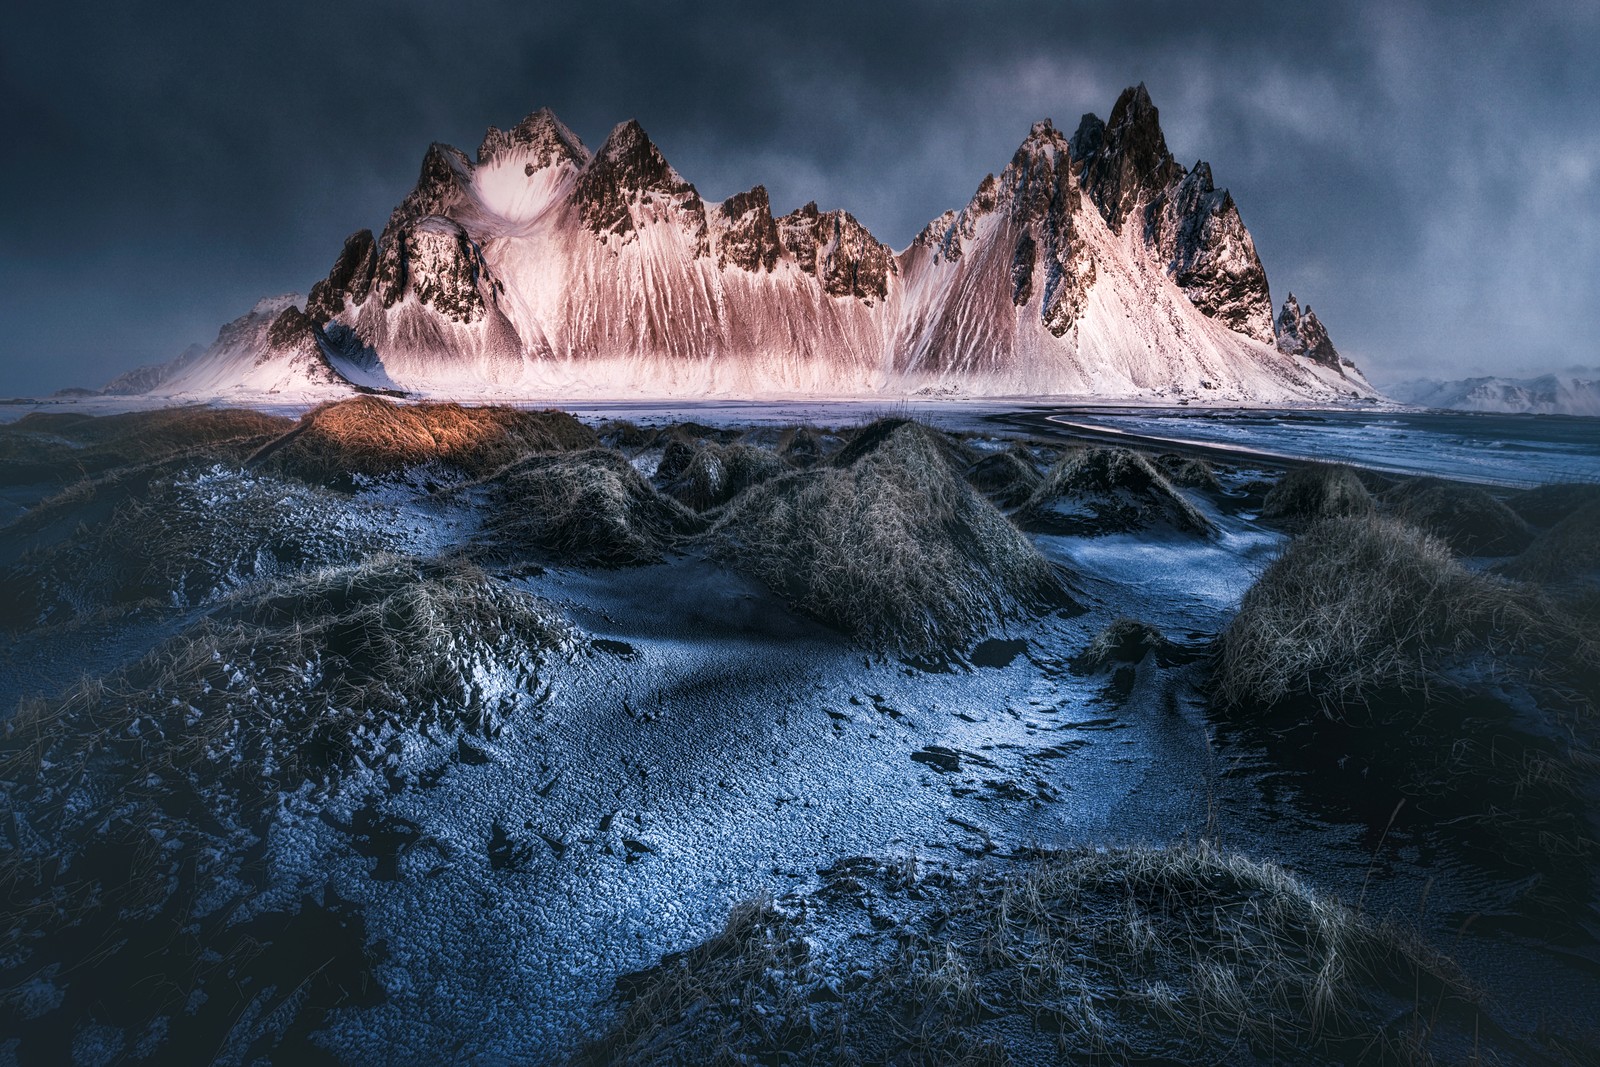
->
127, 86, 1375, 403
1385, 374, 1600, 416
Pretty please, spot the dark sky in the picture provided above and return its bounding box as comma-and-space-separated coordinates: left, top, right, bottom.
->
3, 1, 1596, 395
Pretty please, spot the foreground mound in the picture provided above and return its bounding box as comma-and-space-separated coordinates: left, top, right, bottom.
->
249, 396, 596, 486
1216, 515, 1579, 710
482, 448, 706, 566
1, 558, 577, 1058
0, 407, 292, 486
1018, 447, 1213, 536
588, 843, 1492, 1066
706, 421, 1068, 656
1259, 462, 1374, 526
963, 447, 1042, 508
660, 441, 790, 510
0, 465, 402, 629
1501, 498, 1600, 586
1387, 478, 1533, 555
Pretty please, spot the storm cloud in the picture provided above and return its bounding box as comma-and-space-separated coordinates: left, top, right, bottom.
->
3, 0, 1596, 394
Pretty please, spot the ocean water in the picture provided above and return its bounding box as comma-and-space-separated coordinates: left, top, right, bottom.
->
1026, 406, 1600, 488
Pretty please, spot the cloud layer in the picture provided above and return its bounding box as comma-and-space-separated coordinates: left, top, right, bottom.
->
2, 1, 1595, 394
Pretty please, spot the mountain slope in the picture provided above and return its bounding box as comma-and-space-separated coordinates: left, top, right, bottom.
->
1385, 374, 1600, 416
139, 87, 1376, 403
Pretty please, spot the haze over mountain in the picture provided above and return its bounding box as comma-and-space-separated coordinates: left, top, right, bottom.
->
113, 87, 1372, 403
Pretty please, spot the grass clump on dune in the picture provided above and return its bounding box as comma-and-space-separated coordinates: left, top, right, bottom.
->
704, 420, 1068, 657
661, 441, 790, 511
963, 447, 1043, 508
0, 407, 293, 486
1215, 515, 1580, 712
1386, 478, 1533, 556
1075, 617, 1181, 671
1215, 514, 1598, 863
481, 448, 706, 566
1500, 498, 1600, 587
1259, 463, 1373, 526
0, 465, 402, 629
1017, 447, 1213, 536
1, 556, 576, 1056
249, 395, 596, 487
1156, 452, 1224, 493
587, 842, 1489, 1066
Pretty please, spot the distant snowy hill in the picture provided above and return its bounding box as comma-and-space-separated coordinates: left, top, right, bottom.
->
1386, 374, 1600, 416
121, 85, 1376, 404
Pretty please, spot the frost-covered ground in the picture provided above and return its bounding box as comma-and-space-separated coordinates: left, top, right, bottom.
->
1, 401, 1596, 1064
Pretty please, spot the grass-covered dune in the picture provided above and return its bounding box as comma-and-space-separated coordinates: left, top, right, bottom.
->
248, 395, 597, 487
1258, 462, 1374, 527
0, 407, 293, 486
1214, 512, 1599, 862
1017, 447, 1214, 537
1, 557, 578, 1056
705, 420, 1071, 657
587, 843, 1497, 1066
479, 448, 708, 566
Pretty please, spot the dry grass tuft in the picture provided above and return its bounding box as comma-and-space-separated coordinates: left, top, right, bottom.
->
0, 407, 293, 486
662, 442, 790, 511
964, 448, 1043, 508
481, 449, 707, 566
587, 842, 1486, 1065
1386, 478, 1533, 556
249, 396, 596, 487
1500, 499, 1600, 586
1077, 618, 1178, 671
1017, 447, 1213, 536
1260, 463, 1374, 527
1215, 515, 1581, 711
704, 420, 1069, 656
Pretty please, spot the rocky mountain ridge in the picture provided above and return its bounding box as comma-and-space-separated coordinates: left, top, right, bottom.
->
121, 85, 1373, 403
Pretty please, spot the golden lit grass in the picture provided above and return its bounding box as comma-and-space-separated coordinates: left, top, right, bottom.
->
1017, 447, 1214, 536
586, 842, 1479, 1066
249, 395, 596, 486
704, 420, 1068, 656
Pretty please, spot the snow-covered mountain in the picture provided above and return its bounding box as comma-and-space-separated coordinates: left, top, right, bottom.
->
129, 85, 1376, 403
1385, 374, 1600, 416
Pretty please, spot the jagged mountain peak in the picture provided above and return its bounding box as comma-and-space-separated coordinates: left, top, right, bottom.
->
148, 84, 1375, 404
1077, 83, 1184, 231
1275, 293, 1342, 370
477, 107, 590, 169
